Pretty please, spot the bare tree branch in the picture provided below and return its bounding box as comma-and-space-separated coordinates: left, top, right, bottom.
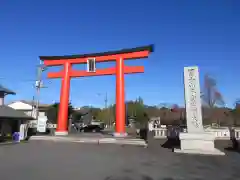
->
201, 74, 225, 108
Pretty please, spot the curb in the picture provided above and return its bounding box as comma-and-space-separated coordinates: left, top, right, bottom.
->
30, 136, 146, 146
0, 141, 29, 146
0, 142, 18, 146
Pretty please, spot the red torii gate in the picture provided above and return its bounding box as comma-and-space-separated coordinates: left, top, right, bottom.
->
40, 45, 153, 136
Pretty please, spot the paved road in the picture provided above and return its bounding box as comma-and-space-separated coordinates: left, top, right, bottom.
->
0, 140, 239, 180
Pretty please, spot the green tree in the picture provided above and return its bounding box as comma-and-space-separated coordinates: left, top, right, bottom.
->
126, 97, 148, 127
96, 109, 109, 124
90, 107, 101, 118
46, 102, 74, 124
72, 111, 87, 123
136, 96, 144, 105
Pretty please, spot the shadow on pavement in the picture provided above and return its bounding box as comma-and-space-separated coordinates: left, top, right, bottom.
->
224, 140, 240, 153
161, 138, 180, 150
224, 147, 240, 153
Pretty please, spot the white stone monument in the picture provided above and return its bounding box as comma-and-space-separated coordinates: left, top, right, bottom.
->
174, 66, 224, 155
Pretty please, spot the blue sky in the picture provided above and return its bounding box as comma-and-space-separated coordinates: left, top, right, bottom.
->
0, 0, 239, 108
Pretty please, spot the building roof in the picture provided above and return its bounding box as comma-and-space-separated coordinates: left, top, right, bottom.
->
10, 100, 51, 108
0, 85, 16, 95
0, 105, 34, 120
21, 100, 50, 108
39, 44, 154, 61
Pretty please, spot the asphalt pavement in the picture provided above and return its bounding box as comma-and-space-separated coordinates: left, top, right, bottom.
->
0, 140, 239, 180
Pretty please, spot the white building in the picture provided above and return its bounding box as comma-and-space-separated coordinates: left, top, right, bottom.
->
8, 100, 50, 118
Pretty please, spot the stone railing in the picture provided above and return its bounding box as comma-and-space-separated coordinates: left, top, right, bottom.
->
204, 128, 230, 140
154, 128, 168, 138
235, 129, 240, 139
153, 127, 240, 140
28, 122, 57, 129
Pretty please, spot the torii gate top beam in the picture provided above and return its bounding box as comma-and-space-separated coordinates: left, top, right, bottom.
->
39, 45, 154, 66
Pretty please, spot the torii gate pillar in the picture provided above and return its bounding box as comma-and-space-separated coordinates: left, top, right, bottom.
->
57, 62, 71, 135
115, 57, 126, 136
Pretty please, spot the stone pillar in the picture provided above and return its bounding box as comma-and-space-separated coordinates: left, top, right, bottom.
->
174, 66, 224, 155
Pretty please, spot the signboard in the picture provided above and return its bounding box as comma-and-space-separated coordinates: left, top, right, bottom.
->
37, 116, 47, 132
87, 58, 96, 72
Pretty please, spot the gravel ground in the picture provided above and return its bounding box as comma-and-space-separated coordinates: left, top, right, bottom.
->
0, 140, 239, 180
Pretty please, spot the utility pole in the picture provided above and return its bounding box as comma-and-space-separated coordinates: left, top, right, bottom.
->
34, 63, 45, 120
104, 93, 111, 127
104, 92, 108, 109
30, 96, 35, 117
97, 92, 111, 127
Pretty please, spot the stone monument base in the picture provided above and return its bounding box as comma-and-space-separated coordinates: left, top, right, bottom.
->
174, 132, 225, 156
113, 132, 128, 138
55, 131, 68, 136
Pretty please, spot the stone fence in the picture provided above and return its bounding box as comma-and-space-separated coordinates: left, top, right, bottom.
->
153, 127, 240, 140
28, 121, 240, 141
28, 123, 57, 129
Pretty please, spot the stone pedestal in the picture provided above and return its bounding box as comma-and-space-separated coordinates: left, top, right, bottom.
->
174, 132, 225, 155
113, 132, 128, 138
55, 131, 68, 136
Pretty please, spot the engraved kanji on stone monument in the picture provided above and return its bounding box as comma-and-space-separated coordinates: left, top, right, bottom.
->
184, 66, 203, 133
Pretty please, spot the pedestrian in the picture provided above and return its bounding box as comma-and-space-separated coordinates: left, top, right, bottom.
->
230, 127, 239, 150
143, 113, 150, 148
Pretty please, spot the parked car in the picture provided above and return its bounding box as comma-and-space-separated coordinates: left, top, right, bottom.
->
80, 124, 102, 132
72, 121, 104, 133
